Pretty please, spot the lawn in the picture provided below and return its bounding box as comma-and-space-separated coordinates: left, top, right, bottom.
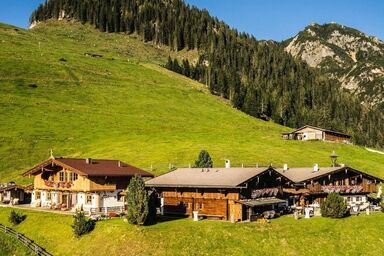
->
0, 228, 32, 256
0, 207, 383, 255
0, 20, 383, 185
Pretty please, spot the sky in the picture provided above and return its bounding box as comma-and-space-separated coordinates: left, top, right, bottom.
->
0, 0, 383, 41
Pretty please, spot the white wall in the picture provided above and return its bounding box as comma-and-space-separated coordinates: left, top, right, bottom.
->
31, 189, 125, 212
100, 190, 124, 208
343, 195, 367, 204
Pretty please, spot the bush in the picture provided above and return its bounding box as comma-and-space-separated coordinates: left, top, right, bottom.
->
8, 210, 26, 225
71, 211, 95, 238
321, 193, 348, 218
380, 200, 384, 213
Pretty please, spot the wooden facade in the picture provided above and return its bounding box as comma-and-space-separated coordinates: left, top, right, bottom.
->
280, 167, 382, 207
161, 189, 242, 220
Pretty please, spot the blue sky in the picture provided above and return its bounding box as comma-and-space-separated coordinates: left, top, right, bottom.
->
0, 0, 383, 41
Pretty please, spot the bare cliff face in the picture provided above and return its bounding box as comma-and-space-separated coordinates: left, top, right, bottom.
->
284, 23, 384, 109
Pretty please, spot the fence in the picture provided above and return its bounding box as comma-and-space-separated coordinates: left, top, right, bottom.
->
0, 223, 52, 256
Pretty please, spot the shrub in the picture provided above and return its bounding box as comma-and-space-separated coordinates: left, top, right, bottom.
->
321, 193, 348, 218
8, 210, 26, 225
71, 211, 95, 238
126, 175, 148, 225
380, 200, 384, 213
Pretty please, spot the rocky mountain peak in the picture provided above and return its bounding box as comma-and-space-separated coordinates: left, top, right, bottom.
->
284, 23, 384, 110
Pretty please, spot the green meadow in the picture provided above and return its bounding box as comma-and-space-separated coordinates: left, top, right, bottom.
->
0, 21, 383, 184
0, 207, 384, 256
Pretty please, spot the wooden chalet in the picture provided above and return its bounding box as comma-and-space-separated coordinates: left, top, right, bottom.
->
0, 183, 32, 205
145, 166, 291, 222
276, 165, 383, 208
282, 125, 351, 143
23, 156, 153, 213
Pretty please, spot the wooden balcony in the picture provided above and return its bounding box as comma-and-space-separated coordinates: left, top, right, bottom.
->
89, 182, 116, 191
307, 183, 376, 194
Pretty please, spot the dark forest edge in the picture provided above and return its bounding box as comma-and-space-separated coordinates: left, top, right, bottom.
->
30, 0, 384, 149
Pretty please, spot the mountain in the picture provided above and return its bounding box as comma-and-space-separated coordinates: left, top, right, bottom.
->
29, 0, 384, 149
284, 23, 384, 110
0, 21, 383, 184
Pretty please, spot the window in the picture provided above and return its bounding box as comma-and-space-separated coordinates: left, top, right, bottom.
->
86, 195, 92, 204
69, 172, 78, 182
46, 192, 51, 200
59, 172, 65, 182
117, 192, 125, 202
35, 191, 41, 200
356, 196, 361, 202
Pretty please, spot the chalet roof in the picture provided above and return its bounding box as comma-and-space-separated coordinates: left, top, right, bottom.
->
23, 158, 154, 178
0, 184, 26, 192
145, 167, 271, 188
145, 165, 383, 189
275, 166, 384, 183
282, 125, 351, 138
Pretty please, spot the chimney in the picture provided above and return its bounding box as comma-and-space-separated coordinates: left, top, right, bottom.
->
225, 160, 231, 168
85, 158, 92, 164
313, 164, 319, 172
283, 164, 288, 172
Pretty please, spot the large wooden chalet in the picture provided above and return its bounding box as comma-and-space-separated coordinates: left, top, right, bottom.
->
146, 164, 383, 221
145, 167, 291, 221
23, 156, 153, 213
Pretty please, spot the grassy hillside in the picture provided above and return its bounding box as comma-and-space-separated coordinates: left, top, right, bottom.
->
0, 20, 384, 184
0, 207, 384, 256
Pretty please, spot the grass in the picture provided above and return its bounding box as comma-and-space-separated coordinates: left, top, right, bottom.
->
0, 227, 32, 256
0, 21, 383, 184
0, 207, 384, 255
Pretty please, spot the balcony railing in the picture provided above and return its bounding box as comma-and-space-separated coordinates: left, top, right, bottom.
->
308, 183, 376, 194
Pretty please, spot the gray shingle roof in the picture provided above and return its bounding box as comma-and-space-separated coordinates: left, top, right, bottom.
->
145, 167, 270, 188
276, 166, 348, 183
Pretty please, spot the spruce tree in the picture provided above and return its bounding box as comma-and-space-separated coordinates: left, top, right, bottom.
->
126, 175, 149, 225
194, 150, 213, 168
